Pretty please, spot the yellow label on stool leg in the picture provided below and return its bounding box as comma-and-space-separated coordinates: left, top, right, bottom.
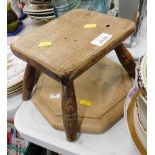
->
80, 99, 92, 106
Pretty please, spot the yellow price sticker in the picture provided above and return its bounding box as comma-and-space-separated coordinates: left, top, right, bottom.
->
38, 41, 52, 47
80, 99, 92, 106
83, 24, 96, 29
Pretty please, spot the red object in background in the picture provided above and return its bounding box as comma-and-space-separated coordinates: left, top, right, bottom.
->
18, 2, 24, 9
7, 132, 12, 144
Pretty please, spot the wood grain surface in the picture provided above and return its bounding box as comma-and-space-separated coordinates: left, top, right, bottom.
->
11, 9, 136, 84
115, 43, 136, 78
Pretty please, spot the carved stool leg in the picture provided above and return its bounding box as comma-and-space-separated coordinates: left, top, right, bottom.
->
22, 64, 37, 101
114, 43, 136, 78
62, 81, 78, 141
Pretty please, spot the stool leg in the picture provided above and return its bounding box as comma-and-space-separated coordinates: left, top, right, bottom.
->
22, 64, 37, 101
62, 82, 78, 141
114, 43, 136, 78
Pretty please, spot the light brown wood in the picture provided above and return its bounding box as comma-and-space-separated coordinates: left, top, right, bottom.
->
11, 9, 136, 84
32, 58, 132, 133
10, 9, 136, 141
22, 64, 37, 100
115, 43, 136, 78
62, 82, 78, 141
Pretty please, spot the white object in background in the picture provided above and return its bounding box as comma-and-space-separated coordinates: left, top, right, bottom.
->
14, 101, 138, 155
23, 3, 54, 13
10, 0, 20, 17
119, 0, 139, 20
134, 101, 147, 150
7, 46, 26, 88
7, 93, 22, 121
124, 59, 147, 153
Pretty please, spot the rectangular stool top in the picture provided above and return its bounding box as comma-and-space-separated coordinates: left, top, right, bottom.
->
11, 9, 135, 83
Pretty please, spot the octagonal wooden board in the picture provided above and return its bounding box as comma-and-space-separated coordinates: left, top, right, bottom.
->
32, 57, 132, 133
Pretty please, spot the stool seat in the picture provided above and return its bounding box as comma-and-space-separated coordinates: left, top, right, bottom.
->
11, 9, 135, 82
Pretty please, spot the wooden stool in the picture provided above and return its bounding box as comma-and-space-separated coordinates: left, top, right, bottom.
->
11, 9, 136, 142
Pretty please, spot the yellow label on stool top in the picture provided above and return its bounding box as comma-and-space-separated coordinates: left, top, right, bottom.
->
80, 99, 92, 106
38, 41, 52, 47
83, 24, 96, 29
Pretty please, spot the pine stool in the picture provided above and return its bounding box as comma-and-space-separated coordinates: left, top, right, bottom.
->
11, 9, 136, 142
